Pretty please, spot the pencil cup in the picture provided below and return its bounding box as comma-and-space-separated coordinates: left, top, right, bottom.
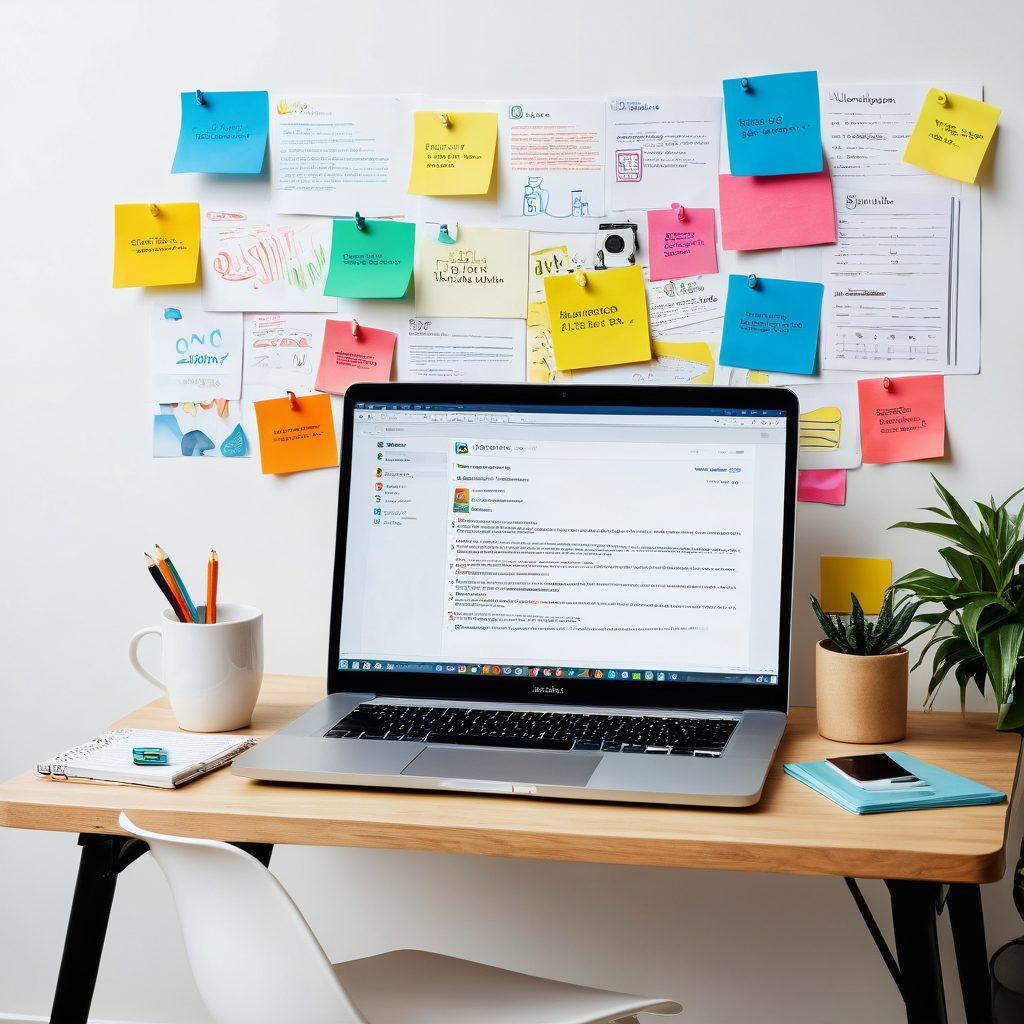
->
128, 604, 264, 732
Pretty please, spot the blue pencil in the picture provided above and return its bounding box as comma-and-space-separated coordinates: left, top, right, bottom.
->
154, 544, 200, 623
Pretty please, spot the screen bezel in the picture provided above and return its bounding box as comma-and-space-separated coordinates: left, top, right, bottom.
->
327, 382, 798, 714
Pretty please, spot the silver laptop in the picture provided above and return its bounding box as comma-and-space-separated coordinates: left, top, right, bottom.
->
234, 382, 799, 807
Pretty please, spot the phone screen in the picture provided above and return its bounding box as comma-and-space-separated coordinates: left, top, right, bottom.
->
826, 753, 919, 784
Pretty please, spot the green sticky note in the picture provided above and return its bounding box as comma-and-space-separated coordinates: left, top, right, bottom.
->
324, 219, 415, 299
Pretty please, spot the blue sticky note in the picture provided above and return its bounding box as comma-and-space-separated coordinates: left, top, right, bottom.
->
171, 91, 269, 174
722, 71, 822, 176
720, 275, 823, 375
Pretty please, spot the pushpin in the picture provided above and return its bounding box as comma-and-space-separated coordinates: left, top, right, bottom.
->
354, 211, 366, 232
351, 318, 361, 339
936, 92, 948, 107
438, 222, 458, 244
438, 112, 452, 128
672, 202, 686, 222
163, 307, 182, 321
196, 90, 206, 106
740, 78, 752, 92
575, 270, 588, 287
287, 391, 299, 411
149, 203, 161, 217
747, 273, 759, 289
883, 377, 893, 392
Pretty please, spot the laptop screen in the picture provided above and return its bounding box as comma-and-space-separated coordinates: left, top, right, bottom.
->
333, 388, 795, 709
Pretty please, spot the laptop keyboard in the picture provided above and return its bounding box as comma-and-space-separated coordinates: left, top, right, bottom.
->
325, 705, 738, 756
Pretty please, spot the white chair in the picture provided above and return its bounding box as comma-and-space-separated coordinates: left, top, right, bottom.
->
119, 812, 682, 1024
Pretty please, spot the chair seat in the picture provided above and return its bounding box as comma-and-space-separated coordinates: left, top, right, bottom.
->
333, 948, 681, 1024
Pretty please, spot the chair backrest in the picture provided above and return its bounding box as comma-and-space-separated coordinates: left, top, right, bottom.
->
119, 813, 366, 1024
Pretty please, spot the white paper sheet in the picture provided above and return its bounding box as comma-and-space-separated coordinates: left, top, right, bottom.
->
396, 317, 526, 382
786, 383, 862, 470
242, 313, 326, 390
152, 304, 242, 403
270, 95, 410, 217
644, 273, 725, 343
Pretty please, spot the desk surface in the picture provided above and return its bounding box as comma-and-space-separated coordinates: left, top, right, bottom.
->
1, 677, 1019, 883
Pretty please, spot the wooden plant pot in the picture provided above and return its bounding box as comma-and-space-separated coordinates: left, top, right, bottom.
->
815, 640, 909, 743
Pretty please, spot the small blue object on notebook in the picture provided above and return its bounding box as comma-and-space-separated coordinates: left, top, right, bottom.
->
784, 752, 1005, 814
172, 90, 269, 174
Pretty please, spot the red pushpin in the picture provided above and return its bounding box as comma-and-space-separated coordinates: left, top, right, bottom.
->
287, 391, 299, 410
882, 377, 893, 392
672, 202, 686, 222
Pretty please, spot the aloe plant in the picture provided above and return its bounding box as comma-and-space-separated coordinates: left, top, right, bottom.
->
810, 588, 918, 656
890, 476, 1024, 731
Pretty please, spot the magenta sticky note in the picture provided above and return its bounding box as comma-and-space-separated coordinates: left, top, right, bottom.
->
797, 469, 847, 506
647, 207, 718, 282
718, 170, 836, 252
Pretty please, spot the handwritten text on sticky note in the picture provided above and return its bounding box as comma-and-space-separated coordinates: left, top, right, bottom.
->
408, 111, 498, 196
323, 219, 415, 299
857, 375, 945, 464
171, 91, 269, 174
254, 393, 339, 475
113, 203, 200, 288
647, 208, 717, 281
903, 89, 1001, 183
315, 320, 396, 395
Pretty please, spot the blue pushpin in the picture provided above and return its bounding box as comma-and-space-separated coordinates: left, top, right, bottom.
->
740, 78, 751, 92
196, 89, 206, 106
747, 274, 759, 289
164, 307, 182, 321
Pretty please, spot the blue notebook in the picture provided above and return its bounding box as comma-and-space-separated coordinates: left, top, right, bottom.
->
784, 752, 1005, 815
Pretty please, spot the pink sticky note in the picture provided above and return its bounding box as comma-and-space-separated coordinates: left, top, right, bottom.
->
798, 469, 847, 505
718, 170, 836, 251
315, 319, 396, 395
647, 207, 718, 281
858, 375, 945, 464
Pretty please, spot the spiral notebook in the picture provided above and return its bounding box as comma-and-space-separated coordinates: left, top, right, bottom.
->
37, 729, 258, 789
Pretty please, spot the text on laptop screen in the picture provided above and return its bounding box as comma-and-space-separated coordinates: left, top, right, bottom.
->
339, 402, 788, 687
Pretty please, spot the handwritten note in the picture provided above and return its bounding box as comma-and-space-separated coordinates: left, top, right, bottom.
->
242, 313, 325, 390
722, 71, 822, 176
323, 219, 415, 299
152, 305, 242, 403
720, 275, 823, 375
718, 170, 836, 251
408, 111, 498, 196
857, 375, 945, 464
315, 319, 396, 394
544, 265, 651, 371
254, 393, 339, 475
415, 226, 528, 319
798, 469, 846, 506
819, 556, 892, 615
171, 91, 268, 174
903, 89, 1001, 183
646, 208, 718, 280
113, 203, 199, 288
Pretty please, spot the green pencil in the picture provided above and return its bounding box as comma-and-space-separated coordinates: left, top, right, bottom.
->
154, 544, 200, 623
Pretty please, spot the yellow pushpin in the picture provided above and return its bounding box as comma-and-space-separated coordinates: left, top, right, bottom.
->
574, 270, 588, 287
148, 203, 160, 217
936, 92, 948, 107
438, 112, 452, 128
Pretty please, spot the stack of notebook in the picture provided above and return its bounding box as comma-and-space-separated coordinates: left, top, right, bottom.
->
784, 751, 1005, 814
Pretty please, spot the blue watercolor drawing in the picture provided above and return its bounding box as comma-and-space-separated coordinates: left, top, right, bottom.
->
521, 177, 590, 218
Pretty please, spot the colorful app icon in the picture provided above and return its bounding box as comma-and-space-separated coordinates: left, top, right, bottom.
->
454, 441, 469, 454
375, 467, 383, 477
452, 486, 470, 514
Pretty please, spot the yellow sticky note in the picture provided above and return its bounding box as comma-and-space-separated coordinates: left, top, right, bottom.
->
415, 226, 528, 318
408, 111, 498, 196
544, 266, 652, 372
652, 341, 716, 384
113, 203, 199, 287
254, 393, 339, 475
819, 557, 893, 615
903, 89, 1001, 183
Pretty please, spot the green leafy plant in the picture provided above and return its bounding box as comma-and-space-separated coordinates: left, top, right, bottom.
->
890, 476, 1024, 730
810, 587, 918, 656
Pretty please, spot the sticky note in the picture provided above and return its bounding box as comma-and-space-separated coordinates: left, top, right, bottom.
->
544, 266, 651, 371
722, 71, 822, 176
315, 320, 396, 395
798, 469, 846, 506
720, 275, 823, 375
653, 341, 716, 384
857, 375, 945, 464
171, 91, 269, 174
819, 556, 893, 615
647, 208, 718, 281
718, 170, 836, 251
408, 111, 498, 195
903, 89, 1001, 183
113, 203, 200, 288
254, 393, 339, 475
415, 226, 528, 319
323, 219, 415, 299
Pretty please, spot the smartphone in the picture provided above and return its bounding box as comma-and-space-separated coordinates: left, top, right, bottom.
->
826, 753, 930, 791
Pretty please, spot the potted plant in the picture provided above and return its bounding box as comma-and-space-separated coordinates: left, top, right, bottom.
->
810, 588, 919, 743
990, 841, 1024, 1019
890, 476, 1024, 730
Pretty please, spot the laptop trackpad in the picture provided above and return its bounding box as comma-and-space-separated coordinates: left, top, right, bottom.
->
402, 747, 601, 788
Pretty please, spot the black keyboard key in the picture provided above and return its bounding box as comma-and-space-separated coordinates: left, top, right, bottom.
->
620, 744, 646, 754
572, 741, 602, 751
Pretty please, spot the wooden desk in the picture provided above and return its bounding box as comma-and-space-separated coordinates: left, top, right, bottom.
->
2, 677, 1020, 1024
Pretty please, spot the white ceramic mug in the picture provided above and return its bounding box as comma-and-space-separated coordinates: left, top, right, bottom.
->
128, 604, 264, 732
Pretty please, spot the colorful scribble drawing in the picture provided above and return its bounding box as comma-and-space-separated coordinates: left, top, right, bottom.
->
799, 406, 842, 450
211, 222, 328, 293
521, 178, 589, 219
615, 149, 643, 182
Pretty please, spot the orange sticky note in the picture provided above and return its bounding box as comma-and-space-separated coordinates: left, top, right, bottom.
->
254, 393, 339, 475
857, 375, 945, 464
113, 202, 200, 287
315, 320, 396, 395
819, 556, 892, 615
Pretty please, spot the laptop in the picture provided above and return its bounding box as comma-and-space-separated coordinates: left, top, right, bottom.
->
234, 382, 799, 807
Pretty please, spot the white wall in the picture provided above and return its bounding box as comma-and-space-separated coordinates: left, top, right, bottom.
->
2, 1, 1022, 1020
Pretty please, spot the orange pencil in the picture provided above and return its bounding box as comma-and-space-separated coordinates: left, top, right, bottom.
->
206, 550, 218, 624
154, 545, 194, 624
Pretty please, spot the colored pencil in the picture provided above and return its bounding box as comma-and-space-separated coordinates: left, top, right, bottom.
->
154, 544, 199, 623
206, 550, 218, 624
145, 553, 188, 622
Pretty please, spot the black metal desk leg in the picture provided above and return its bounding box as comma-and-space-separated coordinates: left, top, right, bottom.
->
947, 883, 993, 1024
886, 880, 948, 1024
